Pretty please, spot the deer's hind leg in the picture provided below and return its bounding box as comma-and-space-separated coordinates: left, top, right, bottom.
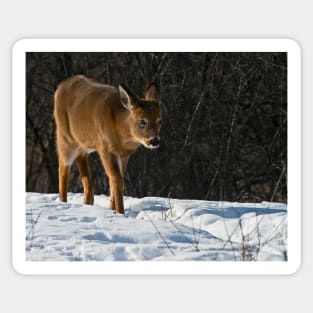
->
56, 134, 79, 203
58, 158, 70, 203
77, 152, 94, 205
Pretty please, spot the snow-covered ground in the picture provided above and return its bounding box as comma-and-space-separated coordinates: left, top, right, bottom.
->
26, 193, 287, 261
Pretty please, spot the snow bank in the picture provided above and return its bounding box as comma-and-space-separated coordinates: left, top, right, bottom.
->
26, 193, 287, 261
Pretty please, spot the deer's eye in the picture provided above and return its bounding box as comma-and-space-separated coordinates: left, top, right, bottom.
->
139, 120, 146, 128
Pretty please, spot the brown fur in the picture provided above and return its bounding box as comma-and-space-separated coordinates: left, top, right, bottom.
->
54, 75, 161, 214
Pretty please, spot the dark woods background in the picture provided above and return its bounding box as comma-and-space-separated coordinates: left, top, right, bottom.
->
26, 52, 287, 203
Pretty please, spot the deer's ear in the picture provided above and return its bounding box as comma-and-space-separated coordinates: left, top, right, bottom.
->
119, 85, 135, 110
145, 82, 158, 100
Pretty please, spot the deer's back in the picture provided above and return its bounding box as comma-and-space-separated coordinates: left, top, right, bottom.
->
54, 75, 120, 149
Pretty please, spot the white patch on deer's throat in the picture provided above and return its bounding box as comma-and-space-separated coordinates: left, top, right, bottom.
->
139, 140, 159, 150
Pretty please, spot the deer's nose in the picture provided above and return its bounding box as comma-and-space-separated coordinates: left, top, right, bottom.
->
149, 137, 160, 147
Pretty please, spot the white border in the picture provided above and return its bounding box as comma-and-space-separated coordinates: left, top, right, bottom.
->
12, 39, 301, 275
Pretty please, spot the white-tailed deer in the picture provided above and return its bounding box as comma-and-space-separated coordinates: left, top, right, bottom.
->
54, 75, 162, 214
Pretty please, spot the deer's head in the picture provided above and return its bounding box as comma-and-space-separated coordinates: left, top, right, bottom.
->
119, 83, 162, 149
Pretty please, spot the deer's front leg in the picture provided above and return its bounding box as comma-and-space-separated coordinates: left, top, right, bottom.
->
109, 174, 124, 214
98, 149, 125, 214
